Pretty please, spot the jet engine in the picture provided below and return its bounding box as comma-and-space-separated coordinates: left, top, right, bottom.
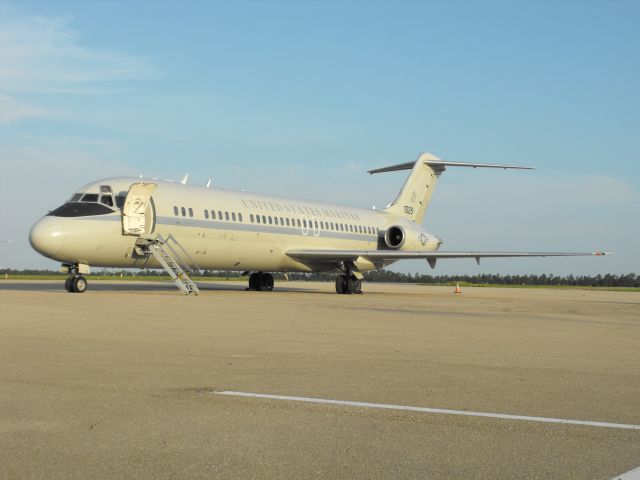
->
384, 225, 405, 249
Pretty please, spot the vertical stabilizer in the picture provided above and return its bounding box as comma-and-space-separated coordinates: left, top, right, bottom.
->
368, 152, 533, 223
381, 152, 443, 223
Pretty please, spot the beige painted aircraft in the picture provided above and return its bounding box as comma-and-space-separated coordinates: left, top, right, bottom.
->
29, 152, 607, 294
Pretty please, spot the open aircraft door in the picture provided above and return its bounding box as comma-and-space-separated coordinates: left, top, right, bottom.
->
122, 182, 157, 235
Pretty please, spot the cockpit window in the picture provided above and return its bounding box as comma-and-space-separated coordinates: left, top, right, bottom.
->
70, 193, 82, 202
81, 193, 99, 202
48, 202, 115, 217
115, 195, 126, 209
100, 185, 112, 193
100, 195, 114, 207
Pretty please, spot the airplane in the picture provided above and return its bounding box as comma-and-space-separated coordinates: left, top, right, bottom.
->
28, 152, 607, 294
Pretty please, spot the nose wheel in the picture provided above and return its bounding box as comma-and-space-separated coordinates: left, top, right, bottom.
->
65, 275, 88, 293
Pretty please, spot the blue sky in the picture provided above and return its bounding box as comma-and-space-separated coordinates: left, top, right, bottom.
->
1, 1, 638, 274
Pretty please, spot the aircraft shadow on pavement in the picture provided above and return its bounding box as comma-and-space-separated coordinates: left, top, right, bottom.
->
0, 281, 329, 294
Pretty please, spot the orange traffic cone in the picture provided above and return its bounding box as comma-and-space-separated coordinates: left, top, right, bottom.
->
453, 283, 461, 294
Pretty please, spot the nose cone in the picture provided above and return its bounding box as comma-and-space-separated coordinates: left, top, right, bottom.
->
29, 216, 65, 259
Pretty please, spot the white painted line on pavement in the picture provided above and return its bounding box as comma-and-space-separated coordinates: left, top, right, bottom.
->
213, 390, 640, 431
612, 466, 640, 480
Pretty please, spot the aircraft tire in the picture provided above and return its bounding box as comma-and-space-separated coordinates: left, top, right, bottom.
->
64, 276, 75, 293
259, 273, 274, 292
346, 277, 362, 295
335, 275, 347, 294
248, 273, 259, 290
72, 276, 87, 293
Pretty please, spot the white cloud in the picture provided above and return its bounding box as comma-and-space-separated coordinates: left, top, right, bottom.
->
0, 95, 51, 124
0, 14, 155, 94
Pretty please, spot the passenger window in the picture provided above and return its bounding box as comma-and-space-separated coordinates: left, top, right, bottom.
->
205, 210, 209, 219
268, 216, 273, 224
314, 221, 318, 229
181, 207, 186, 216
296, 219, 301, 227
82, 193, 99, 202
262, 215, 267, 224
189, 208, 193, 217
238, 213, 243, 222
225, 212, 230, 221
274, 217, 278, 225
286, 218, 290, 226
256, 215, 261, 224
303, 219, 307, 228
232, 212, 236, 221
173, 206, 179, 216
218, 211, 223, 220
211, 210, 216, 220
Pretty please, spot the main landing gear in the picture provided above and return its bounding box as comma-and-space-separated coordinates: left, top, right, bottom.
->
335, 274, 362, 295
64, 275, 88, 293
248, 272, 274, 292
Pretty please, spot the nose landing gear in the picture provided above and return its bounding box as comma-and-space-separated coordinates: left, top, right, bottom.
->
65, 275, 88, 293
61, 263, 90, 293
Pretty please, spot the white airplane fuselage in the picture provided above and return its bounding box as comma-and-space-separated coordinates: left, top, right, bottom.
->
29, 176, 440, 274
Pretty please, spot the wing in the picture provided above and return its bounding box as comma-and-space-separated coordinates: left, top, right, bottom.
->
286, 249, 609, 267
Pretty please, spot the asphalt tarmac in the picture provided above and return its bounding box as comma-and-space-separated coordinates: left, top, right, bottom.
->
1, 280, 639, 479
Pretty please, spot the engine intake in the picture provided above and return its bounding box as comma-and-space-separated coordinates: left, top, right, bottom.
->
384, 225, 405, 249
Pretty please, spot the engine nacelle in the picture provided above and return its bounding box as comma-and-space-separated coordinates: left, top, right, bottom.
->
384, 225, 405, 249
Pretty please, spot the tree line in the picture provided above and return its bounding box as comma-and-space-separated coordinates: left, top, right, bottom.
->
3, 268, 638, 287
289, 271, 640, 287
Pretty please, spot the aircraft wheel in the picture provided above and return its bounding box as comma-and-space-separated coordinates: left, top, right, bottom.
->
335, 275, 347, 294
72, 276, 87, 293
248, 273, 260, 290
346, 277, 362, 295
64, 276, 75, 293
258, 273, 274, 292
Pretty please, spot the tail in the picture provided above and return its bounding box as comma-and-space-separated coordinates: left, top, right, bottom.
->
368, 152, 534, 224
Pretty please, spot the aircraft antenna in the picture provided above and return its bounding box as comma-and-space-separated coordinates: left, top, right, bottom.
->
206, 179, 212, 188
180, 173, 189, 185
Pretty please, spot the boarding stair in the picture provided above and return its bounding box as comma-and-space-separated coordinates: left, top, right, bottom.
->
136, 234, 200, 295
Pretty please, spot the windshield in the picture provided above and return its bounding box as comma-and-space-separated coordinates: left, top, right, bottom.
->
65, 185, 125, 212
53, 185, 122, 217
48, 202, 115, 217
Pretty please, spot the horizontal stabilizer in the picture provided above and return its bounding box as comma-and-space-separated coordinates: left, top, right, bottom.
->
368, 159, 535, 174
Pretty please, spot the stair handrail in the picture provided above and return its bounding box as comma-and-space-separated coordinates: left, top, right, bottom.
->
162, 233, 201, 275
